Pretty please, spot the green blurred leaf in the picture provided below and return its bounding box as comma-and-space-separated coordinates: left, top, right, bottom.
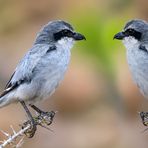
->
72, 13, 125, 78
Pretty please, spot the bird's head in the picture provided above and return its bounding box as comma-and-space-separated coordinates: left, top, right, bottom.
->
114, 19, 148, 49
35, 20, 85, 47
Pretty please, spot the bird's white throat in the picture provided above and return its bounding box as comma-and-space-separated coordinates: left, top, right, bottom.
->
57, 37, 74, 50
122, 36, 140, 50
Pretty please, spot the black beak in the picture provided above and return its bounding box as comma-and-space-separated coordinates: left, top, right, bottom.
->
73, 32, 86, 41
113, 32, 125, 40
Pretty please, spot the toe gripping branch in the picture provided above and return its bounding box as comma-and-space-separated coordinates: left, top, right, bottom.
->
139, 111, 148, 126
139, 111, 148, 133
21, 110, 56, 138
20, 101, 56, 138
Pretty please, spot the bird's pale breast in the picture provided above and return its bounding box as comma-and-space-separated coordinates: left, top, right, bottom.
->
126, 42, 148, 97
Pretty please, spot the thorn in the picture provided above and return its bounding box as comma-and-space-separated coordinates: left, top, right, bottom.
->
2, 140, 6, 144
10, 125, 16, 135
0, 129, 10, 137
55, 111, 58, 114
39, 124, 54, 132
16, 136, 25, 148
141, 127, 148, 133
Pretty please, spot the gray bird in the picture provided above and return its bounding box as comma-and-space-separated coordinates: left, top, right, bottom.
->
0, 20, 85, 137
114, 19, 148, 100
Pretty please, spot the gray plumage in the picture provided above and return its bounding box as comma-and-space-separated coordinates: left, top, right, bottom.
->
0, 20, 85, 107
114, 19, 148, 98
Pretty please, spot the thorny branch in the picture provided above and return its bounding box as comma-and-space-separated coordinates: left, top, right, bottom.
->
0, 110, 56, 148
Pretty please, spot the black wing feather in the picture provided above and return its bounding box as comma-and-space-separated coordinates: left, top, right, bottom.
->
5, 72, 15, 89
0, 45, 55, 98
139, 44, 148, 53
0, 72, 31, 98
0, 82, 19, 98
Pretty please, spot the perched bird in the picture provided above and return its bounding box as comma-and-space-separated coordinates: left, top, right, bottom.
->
114, 19, 148, 99
0, 20, 85, 137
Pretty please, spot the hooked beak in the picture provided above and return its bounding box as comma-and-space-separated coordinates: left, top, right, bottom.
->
113, 32, 125, 40
73, 32, 86, 41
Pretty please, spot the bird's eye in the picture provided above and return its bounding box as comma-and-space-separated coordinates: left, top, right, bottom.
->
63, 30, 69, 34
128, 29, 134, 34
125, 28, 135, 35
123, 28, 142, 40
62, 29, 73, 37
54, 29, 73, 41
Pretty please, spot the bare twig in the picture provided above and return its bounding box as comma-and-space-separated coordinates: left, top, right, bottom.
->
0, 110, 56, 148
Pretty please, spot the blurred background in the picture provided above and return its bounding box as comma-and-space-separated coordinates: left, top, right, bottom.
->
0, 0, 148, 147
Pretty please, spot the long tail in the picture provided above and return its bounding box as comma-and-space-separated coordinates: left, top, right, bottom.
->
0, 84, 18, 108
0, 96, 7, 107
0, 95, 12, 108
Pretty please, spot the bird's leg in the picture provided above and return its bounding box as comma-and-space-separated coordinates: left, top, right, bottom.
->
20, 101, 37, 138
29, 104, 45, 114
29, 104, 56, 125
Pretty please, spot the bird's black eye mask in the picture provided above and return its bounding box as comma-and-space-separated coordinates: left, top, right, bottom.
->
124, 28, 142, 40
54, 29, 74, 41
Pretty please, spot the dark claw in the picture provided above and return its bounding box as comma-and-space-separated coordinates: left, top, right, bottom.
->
29, 104, 56, 125
139, 111, 148, 126
37, 111, 56, 126
22, 119, 37, 138
45, 111, 56, 125
29, 120, 37, 138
